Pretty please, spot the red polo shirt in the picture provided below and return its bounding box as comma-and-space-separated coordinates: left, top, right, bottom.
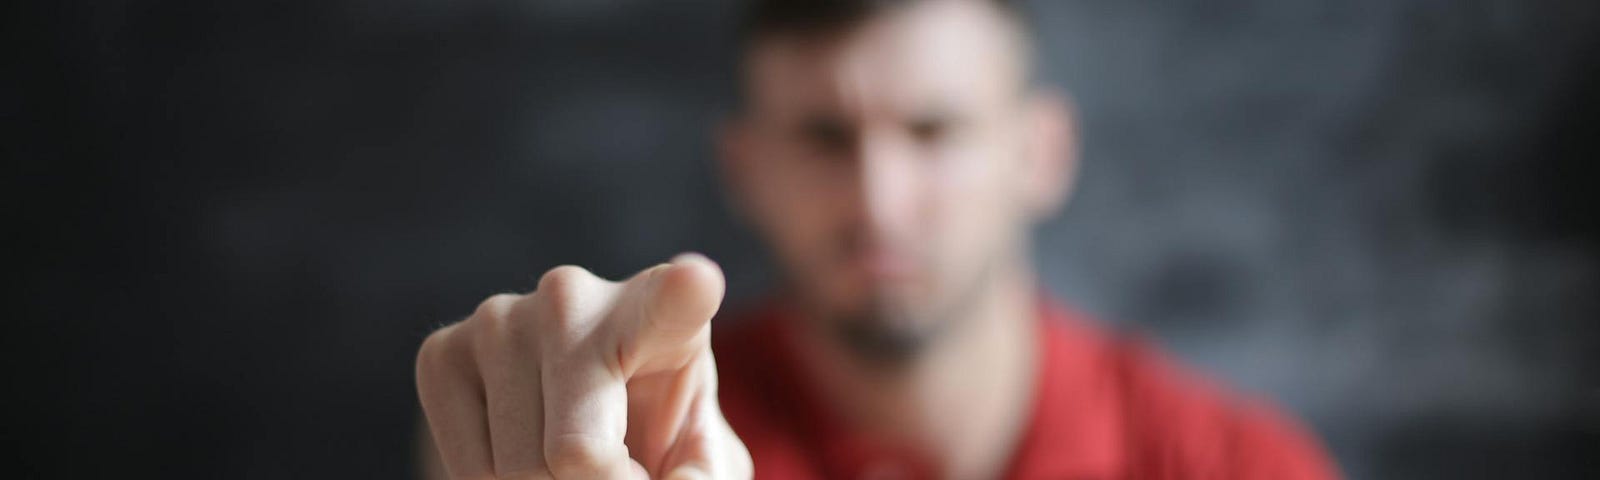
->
713, 297, 1340, 479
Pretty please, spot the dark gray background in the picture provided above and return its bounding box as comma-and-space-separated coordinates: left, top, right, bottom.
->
7, 0, 1597, 478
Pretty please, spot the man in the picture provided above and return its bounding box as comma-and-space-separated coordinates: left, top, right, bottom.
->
415, 0, 1340, 478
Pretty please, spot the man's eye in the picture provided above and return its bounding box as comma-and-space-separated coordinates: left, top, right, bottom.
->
799, 120, 854, 154
908, 118, 951, 144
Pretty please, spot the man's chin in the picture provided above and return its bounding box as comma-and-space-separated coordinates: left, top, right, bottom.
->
815, 298, 945, 366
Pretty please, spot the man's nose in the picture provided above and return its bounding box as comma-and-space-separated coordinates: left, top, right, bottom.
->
851, 132, 919, 236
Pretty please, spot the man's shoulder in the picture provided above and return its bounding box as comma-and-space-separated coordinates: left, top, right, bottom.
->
1081, 321, 1340, 479
707, 298, 1342, 479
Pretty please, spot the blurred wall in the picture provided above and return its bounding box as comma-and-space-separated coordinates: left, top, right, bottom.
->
7, 0, 1596, 478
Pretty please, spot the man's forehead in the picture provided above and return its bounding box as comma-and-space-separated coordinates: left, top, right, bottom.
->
741, 0, 1027, 118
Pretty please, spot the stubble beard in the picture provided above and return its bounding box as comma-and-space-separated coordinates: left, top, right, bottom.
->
820, 255, 1002, 371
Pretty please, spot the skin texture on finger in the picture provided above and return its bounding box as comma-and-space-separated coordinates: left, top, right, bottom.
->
624, 348, 709, 476
530, 265, 639, 478
416, 322, 495, 480
629, 348, 751, 479
484, 368, 551, 479
539, 351, 635, 478
473, 294, 553, 478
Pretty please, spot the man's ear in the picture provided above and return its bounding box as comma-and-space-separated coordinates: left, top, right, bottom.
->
1023, 88, 1079, 220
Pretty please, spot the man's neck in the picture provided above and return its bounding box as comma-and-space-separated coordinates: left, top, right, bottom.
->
784, 267, 1041, 478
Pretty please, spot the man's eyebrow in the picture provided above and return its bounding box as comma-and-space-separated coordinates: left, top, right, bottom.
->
794, 110, 854, 129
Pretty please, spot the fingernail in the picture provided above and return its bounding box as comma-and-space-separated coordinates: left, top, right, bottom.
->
645, 262, 673, 284
672, 252, 709, 265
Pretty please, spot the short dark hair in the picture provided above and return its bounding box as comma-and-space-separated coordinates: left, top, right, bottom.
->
732, 0, 1036, 106
737, 0, 1029, 48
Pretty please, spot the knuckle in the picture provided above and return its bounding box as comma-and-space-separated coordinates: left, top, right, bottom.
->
457, 296, 513, 357
473, 293, 521, 322
537, 265, 592, 299
475, 293, 533, 340
415, 326, 454, 376
544, 435, 614, 478
414, 325, 463, 395
534, 266, 602, 338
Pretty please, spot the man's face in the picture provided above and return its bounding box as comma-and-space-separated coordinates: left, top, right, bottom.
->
722, 1, 1072, 355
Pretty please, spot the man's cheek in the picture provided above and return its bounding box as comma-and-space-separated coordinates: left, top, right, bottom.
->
939, 195, 999, 278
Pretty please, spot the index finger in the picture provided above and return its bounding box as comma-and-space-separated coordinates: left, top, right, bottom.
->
617, 253, 725, 377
